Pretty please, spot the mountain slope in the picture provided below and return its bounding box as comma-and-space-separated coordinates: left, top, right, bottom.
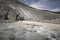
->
13, 2, 60, 24
0, 0, 60, 24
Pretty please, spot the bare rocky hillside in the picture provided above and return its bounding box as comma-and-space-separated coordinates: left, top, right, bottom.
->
0, 0, 60, 23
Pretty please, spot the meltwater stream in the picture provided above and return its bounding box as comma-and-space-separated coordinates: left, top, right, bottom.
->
0, 23, 59, 40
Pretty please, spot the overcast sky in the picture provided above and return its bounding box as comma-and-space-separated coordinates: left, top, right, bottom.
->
18, 0, 60, 12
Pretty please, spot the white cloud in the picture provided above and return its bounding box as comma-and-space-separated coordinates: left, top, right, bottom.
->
29, 2, 60, 12
29, 3, 49, 10
19, 0, 60, 11
27, 0, 50, 10
50, 8, 60, 12
30, 3, 40, 9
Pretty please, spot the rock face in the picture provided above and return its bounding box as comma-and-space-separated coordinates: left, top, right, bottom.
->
0, 0, 24, 23
0, 4, 16, 22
